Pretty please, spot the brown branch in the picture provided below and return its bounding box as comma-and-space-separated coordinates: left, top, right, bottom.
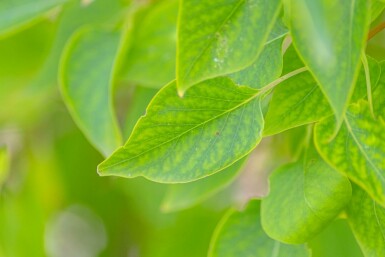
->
368, 21, 385, 40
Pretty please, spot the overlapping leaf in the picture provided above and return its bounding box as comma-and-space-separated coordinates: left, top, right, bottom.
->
288, 0, 370, 129
0, 0, 68, 36
314, 100, 385, 206
177, 0, 281, 94
98, 77, 263, 183
228, 19, 287, 89
120, 0, 178, 88
264, 50, 380, 136
347, 186, 385, 257
261, 146, 351, 243
161, 156, 247, 212
209, 200, 310, 257
60, 29, 122, 156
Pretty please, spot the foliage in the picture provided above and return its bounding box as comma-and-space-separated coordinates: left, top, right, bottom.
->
1, 0, 385, 256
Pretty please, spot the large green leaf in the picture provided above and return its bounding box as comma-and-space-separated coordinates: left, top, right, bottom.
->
0, 0, 67, 37
208, 200, 310, 257
60, 28, 122, 156
288, 0, 370, 129
161, 156, 247, 212
261, 146, 351, 243
176, 0, 281, 94
119, 0, 178, 88
347, 186, 385, 257
98, 77, 263, 183
228, 23, 286, 89
264, 52, 380, 136
314, 100, 385, 206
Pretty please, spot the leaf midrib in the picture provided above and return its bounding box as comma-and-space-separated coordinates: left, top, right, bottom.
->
99, 90, 259, 170
344, 116, 385, 185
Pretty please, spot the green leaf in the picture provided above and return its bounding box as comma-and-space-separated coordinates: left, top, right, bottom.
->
264, 70, 331, 136
60, 28, 122, 156
98, 77, 263, 183
123, 86, 159, 139
351, 56, 381, 103
0, 0, 68, 37
371, 1, 385, 21
208, 200, 310, 257
309, 219, 364, 257
34, 0, 127, 89
119, 0, 178, 88
0, 146, 9, 188
228, 20, 287, 89
264, 52, 380, 136
161, 156, 247, 212
373, 61, 385, 118
288, 0, 370, 129
314, 100, 385, 206
347, 186, 385, 257
261, 145, 351, 243
177, 0, 281, 94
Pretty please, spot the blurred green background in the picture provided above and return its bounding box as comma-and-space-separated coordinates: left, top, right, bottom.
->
1, 0, 384, 256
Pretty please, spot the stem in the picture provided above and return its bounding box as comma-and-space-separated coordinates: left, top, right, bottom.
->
361, 53, 374, 117
259, 67, 308, 95
368, 21, 385, 40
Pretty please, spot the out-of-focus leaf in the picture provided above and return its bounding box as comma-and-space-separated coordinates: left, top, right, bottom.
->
0, 0, 67, 37
347, 186, 385, 257
161, 156, 247, 212
0, 21, 56, 125
120, 0, 178, 88
0, 146, 9, 187
176, 0, 281, 94
288, 0, 370, 129
123, 86, 159, 139
34, 0, 128, 89
98, 78, 264, 182
315, 100, 385, 206
209, 200, 310, 257
261, 146, 351, 243
60, 28, 122, 156
309, 219, 364, 257
228, 20, 287, 89
371, 1, 385, 21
